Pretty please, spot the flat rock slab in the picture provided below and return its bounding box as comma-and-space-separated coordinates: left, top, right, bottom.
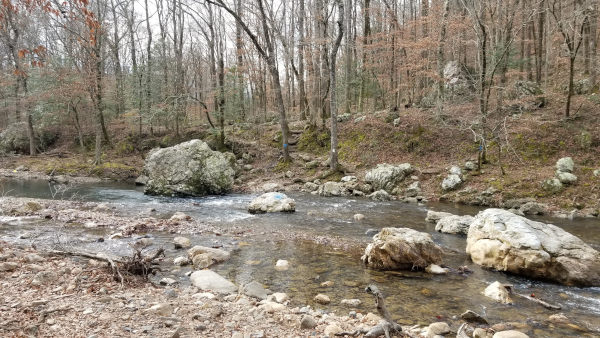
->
189, 270, 237, 295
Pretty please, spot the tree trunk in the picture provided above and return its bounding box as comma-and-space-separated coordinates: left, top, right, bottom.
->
358, 0, 371, 112
330, 0, 344, 171
436, 0, 450, 111
566, 56, 575, 118
144, 0, 153, 130
110, 0, 124, 116
298, 0, 308, 120
235, 0, 245, 121
591, 2, 598, 87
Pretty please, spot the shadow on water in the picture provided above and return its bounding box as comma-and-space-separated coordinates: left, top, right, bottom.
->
1, 179, 599, 336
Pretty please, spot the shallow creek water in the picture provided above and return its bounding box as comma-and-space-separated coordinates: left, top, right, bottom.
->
0, 179, 599, 337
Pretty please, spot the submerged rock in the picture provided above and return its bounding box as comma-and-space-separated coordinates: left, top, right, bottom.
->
173, 236, 191, 249
493, 330, 529, 338
367, 190, 392, 201
425, 210, 454, 223
361, 227, 443, 270
274, 259, 290, 271
435, 215, 474, 235
248, 192, 296, 214
425, 264, 449, 275
340, 298, 361, 307
241, 281, 269, 300
170, 212, 191, 222
483, 281, 513, 304
313, 294, 331, 304
466, 209, 600, 286
364, 163, 413, 192
188, 246, 230, 268
143, 139, 235, 196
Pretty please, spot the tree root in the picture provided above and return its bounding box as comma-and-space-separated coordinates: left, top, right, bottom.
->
47, 247, 164, 286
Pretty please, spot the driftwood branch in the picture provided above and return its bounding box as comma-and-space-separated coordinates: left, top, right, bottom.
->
513, 292, 561, 310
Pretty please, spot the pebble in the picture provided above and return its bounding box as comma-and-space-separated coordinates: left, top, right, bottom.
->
300, 315, 317, 329
147, 303, 173, 317
320, 281, 334, 287
324, 323, 343, 336
340, 299, 361, 307
353, 213, 365, 221
173, 256, 189, 266
274, 259, 290, 271
160, 278, 178, 286
164, 289, 178, 299
426, 322, 450, 336
268, 292, 289, 303
173, 237, 191, 249
314, 294, 331, 304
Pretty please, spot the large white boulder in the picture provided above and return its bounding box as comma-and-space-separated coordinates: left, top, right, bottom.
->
365, 163, 413, 192
248, 192, 296, 214
143, 139, 235, 196
466, 209, 600, 286
361, 228, 443, 270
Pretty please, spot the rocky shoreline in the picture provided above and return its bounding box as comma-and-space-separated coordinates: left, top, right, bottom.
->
1, 149, 599, 221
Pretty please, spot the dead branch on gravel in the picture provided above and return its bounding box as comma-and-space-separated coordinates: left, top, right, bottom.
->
122, 247, 165, 278
336, 285, 408, 338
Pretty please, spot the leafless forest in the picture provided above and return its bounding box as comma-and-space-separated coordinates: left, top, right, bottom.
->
1, 0, 598, 167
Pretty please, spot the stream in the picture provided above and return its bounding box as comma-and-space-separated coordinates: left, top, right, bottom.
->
1, 179, 599, 337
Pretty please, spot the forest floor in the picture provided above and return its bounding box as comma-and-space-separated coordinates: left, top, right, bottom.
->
0, 92, 599, 218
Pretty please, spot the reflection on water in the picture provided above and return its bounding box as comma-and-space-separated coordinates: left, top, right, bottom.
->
1, 179, 599, 336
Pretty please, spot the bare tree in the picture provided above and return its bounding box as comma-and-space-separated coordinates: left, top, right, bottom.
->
206, 0, 292, 161
548, 0, 591, 117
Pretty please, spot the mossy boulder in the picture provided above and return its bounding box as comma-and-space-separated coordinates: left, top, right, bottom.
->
143, 139, 235, 196
0, 122, 57, 154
